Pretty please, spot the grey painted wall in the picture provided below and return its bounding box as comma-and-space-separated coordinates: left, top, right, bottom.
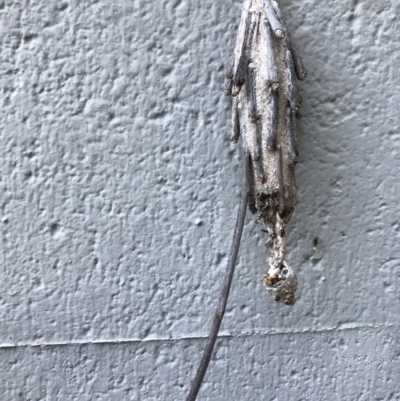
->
1, 0, 399, 399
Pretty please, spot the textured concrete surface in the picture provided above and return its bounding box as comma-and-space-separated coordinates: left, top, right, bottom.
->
1, 326, 399, 400
0, 0, 399, 399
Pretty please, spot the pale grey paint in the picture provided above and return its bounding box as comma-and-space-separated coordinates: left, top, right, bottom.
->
1, 0, 399, 399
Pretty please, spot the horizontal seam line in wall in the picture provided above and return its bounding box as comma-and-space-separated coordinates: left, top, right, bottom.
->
0, 323, 397, 349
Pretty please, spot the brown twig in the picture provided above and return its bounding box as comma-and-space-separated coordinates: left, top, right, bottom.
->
185, 150, 250, 401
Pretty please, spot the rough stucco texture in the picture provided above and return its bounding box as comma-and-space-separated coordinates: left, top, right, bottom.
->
0, 0, 399, 399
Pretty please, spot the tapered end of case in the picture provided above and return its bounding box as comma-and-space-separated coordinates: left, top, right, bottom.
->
264, 260, 298, 306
